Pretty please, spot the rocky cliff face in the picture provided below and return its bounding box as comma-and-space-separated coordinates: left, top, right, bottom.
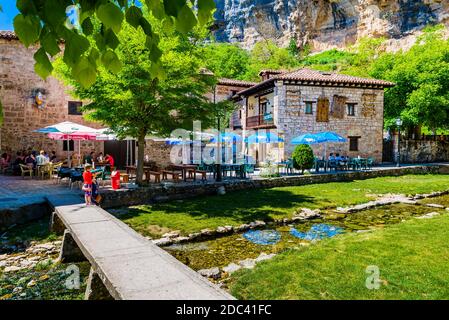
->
213, 0, 449, 50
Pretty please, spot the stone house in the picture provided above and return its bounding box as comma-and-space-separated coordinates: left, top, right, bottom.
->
0, 31, 254, 168
233, 69, 395, 163
0, 31, 104, 160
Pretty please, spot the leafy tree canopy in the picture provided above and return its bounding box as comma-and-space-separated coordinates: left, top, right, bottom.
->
55, 10, 230, 183
12, 0, 216, 87
370, 26, 449, 132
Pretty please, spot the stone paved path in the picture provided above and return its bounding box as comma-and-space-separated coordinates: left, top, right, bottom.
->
0, 176, 80, 210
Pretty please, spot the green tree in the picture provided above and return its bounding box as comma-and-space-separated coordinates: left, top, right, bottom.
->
12, 0, 216, 87
56, 20, 222, 184
370, 26, 449, 131
291, 145, 314, 174
202, 43, 250, 80
244, 40, 300, 81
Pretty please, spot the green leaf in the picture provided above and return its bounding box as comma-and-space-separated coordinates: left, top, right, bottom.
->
197, 0, 215, 25
81, 17, 94, 35
117, 0, 127, 7
40, 30, 60, 56
88, 48, 100, 67
174, 5, 197, 33
94, 33, 106, 51
34, 48, 53, 79
44, 0, 67, 28
149, 43, 162, 62
139, 17, 153, 36
104, 29, 120, 49
13, 14, 40, 47
101, 49, 122, 74
125, 6, 142, 28
72, 57, 97, 88
63, 32, 90, 66
145, 0, 165, 19
16, 0, 37, 15
163, 0, 186, 17
96, 2, 124, 34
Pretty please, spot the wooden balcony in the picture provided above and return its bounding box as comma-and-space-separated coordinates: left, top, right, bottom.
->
246, 113, 275, 129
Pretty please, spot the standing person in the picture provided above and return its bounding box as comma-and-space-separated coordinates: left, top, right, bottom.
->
82, 164, 93, 205
105, 153, 115, 168
84, 151, 94, 165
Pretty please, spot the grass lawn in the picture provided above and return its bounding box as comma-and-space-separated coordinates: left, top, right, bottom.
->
229, 213, 449, 300
113, 174, 449, 238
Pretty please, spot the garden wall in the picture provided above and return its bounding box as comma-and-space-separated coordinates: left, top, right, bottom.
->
100, 165, 449, 209
399, 139, 449, 163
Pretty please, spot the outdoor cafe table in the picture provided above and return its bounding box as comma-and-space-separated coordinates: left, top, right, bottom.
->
169, 164, 197, 182
126, 165, 154, 178
221, 164, 246, 179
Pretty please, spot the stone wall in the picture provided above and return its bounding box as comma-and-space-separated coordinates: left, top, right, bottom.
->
399, 139, 449, 163
100, 165, 448, 208
0, 38, 103, 158
275, 81, 385, 163
144, 140, 172, 168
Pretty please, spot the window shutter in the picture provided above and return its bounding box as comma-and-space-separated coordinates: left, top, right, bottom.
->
317, 97, 329, 122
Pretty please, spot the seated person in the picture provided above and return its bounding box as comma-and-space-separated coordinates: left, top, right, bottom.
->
96, 152, 104, 163
0, 153, 10, 172
104, 153, 115, 168
12, 151, 25, 175
50, 151, 57, 163
36, 150, 49, 166
71, 153, 81, 167
24, 152, 36, 169
328, 153, 336, 161
335, 153, 343, 161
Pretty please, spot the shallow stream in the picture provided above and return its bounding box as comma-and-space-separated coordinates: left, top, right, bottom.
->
164, 203, 439, 270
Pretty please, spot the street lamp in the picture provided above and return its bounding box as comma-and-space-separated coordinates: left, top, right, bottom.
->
396, 118, 403, 167
200, 68, 222, 182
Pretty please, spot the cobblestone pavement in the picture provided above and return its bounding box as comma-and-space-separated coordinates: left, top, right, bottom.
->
0, 176, 80, 210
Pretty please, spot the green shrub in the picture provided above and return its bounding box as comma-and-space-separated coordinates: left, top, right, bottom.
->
292, 145, 315, 173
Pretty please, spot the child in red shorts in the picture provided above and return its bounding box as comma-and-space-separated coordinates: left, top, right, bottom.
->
82, 164, 93, 205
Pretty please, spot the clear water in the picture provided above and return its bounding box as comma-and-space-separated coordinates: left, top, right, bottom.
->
164, 203, 437, 270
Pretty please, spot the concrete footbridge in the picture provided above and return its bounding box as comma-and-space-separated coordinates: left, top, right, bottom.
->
47, 195, 233, 300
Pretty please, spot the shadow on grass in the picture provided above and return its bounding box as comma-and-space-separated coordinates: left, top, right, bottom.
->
117, 188, 318, 223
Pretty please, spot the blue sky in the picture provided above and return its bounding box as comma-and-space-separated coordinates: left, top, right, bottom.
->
0, 1, 19, 30
0, 1, 143, 31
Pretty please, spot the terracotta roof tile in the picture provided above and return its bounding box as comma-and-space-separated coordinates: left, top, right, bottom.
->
237, 68, 395, 96
277, 68, 395, 87
218, 78, 258, 87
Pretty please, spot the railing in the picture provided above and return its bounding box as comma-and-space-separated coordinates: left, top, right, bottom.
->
246, 113, 274, 128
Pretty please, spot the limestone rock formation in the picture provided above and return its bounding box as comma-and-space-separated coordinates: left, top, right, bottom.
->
213, 0, 449, 50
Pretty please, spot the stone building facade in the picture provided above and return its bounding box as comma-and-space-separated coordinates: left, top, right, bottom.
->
0, 31, 104, 158
0, 31, 255, 168
235, 69, 395, 163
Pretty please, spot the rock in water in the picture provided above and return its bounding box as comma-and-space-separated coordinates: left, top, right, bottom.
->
198, 267, 221, 280
223, 263, 241, 274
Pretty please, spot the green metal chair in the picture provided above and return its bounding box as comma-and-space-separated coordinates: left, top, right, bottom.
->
367, 157, 374, 170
